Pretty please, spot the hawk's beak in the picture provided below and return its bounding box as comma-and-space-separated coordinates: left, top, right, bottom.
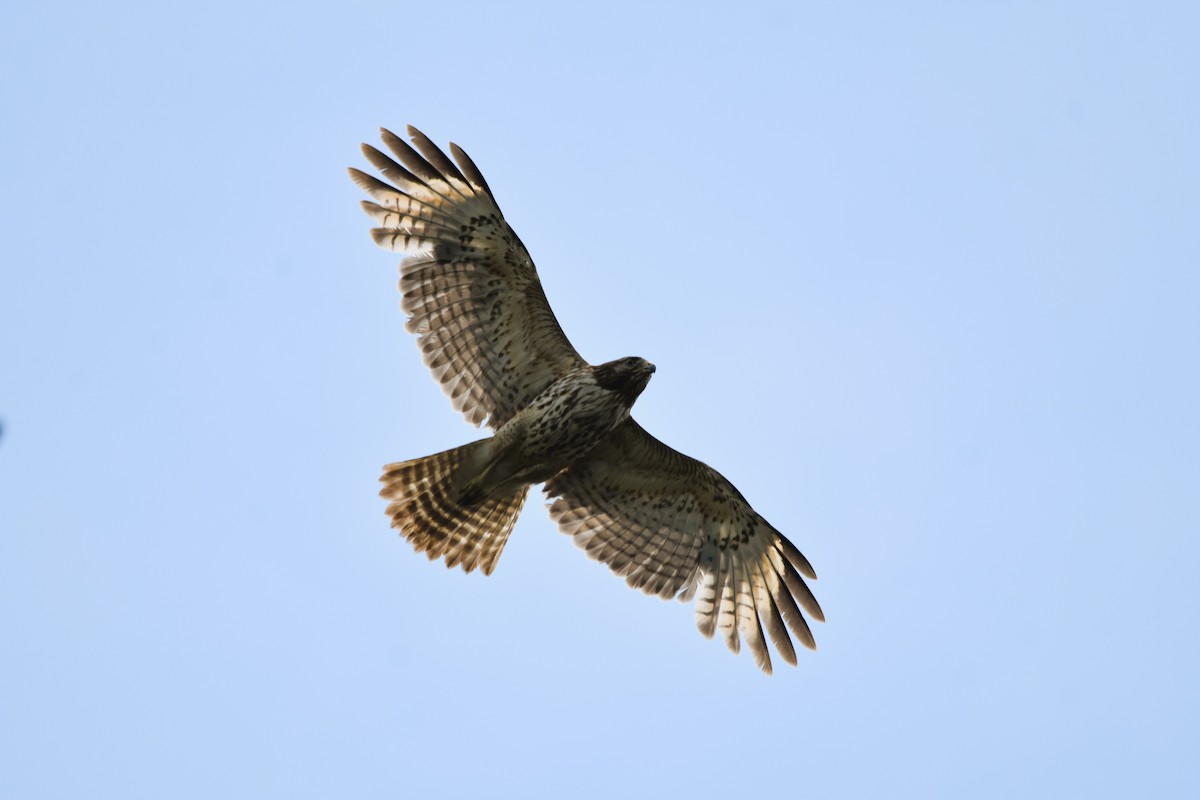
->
645, 362, 657, 374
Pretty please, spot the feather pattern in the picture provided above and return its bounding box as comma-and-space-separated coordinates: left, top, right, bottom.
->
349, 126, 585, 429
545, 419, 822, 672
379, 442, 529, 576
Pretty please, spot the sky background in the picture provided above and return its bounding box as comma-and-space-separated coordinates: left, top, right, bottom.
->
2, 1, 1198, 797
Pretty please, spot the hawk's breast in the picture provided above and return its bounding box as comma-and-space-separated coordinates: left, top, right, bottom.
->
518, 368, 631, 470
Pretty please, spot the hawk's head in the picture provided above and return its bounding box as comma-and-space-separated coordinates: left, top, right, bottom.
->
594, 356, 656, 408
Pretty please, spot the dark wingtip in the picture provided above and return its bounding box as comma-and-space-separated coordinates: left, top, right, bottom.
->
779, 534, 818, 580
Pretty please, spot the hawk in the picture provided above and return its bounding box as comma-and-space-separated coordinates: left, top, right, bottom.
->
349, 127, 823, 673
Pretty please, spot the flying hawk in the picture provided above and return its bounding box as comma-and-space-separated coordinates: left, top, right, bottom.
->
349, 127, 823, 673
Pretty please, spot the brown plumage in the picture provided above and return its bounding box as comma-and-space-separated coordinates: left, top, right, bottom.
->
350, 126, 823, 673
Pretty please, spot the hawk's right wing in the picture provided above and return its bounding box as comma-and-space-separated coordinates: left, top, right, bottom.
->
544, 420, 823, 674
350, 126, 585, 430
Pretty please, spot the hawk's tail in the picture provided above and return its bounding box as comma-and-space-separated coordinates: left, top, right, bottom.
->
379, 441, 529, 576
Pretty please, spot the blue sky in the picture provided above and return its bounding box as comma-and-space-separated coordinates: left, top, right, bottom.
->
2, 1, 1198, 797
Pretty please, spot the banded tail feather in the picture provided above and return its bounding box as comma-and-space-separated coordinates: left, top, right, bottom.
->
380, 441, 529, 576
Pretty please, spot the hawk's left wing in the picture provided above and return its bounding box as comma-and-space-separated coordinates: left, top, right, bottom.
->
544, 420, 823, 674
350, 127, 586, 430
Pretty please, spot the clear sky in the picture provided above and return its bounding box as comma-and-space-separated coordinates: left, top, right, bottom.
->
2, 2, 1198, 797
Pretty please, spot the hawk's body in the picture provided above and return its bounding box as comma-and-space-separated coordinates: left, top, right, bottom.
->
350, 127, 823, 673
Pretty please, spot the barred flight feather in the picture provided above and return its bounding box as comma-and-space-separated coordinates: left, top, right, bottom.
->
544, 419, 822, 671
351, 127, 584, 431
